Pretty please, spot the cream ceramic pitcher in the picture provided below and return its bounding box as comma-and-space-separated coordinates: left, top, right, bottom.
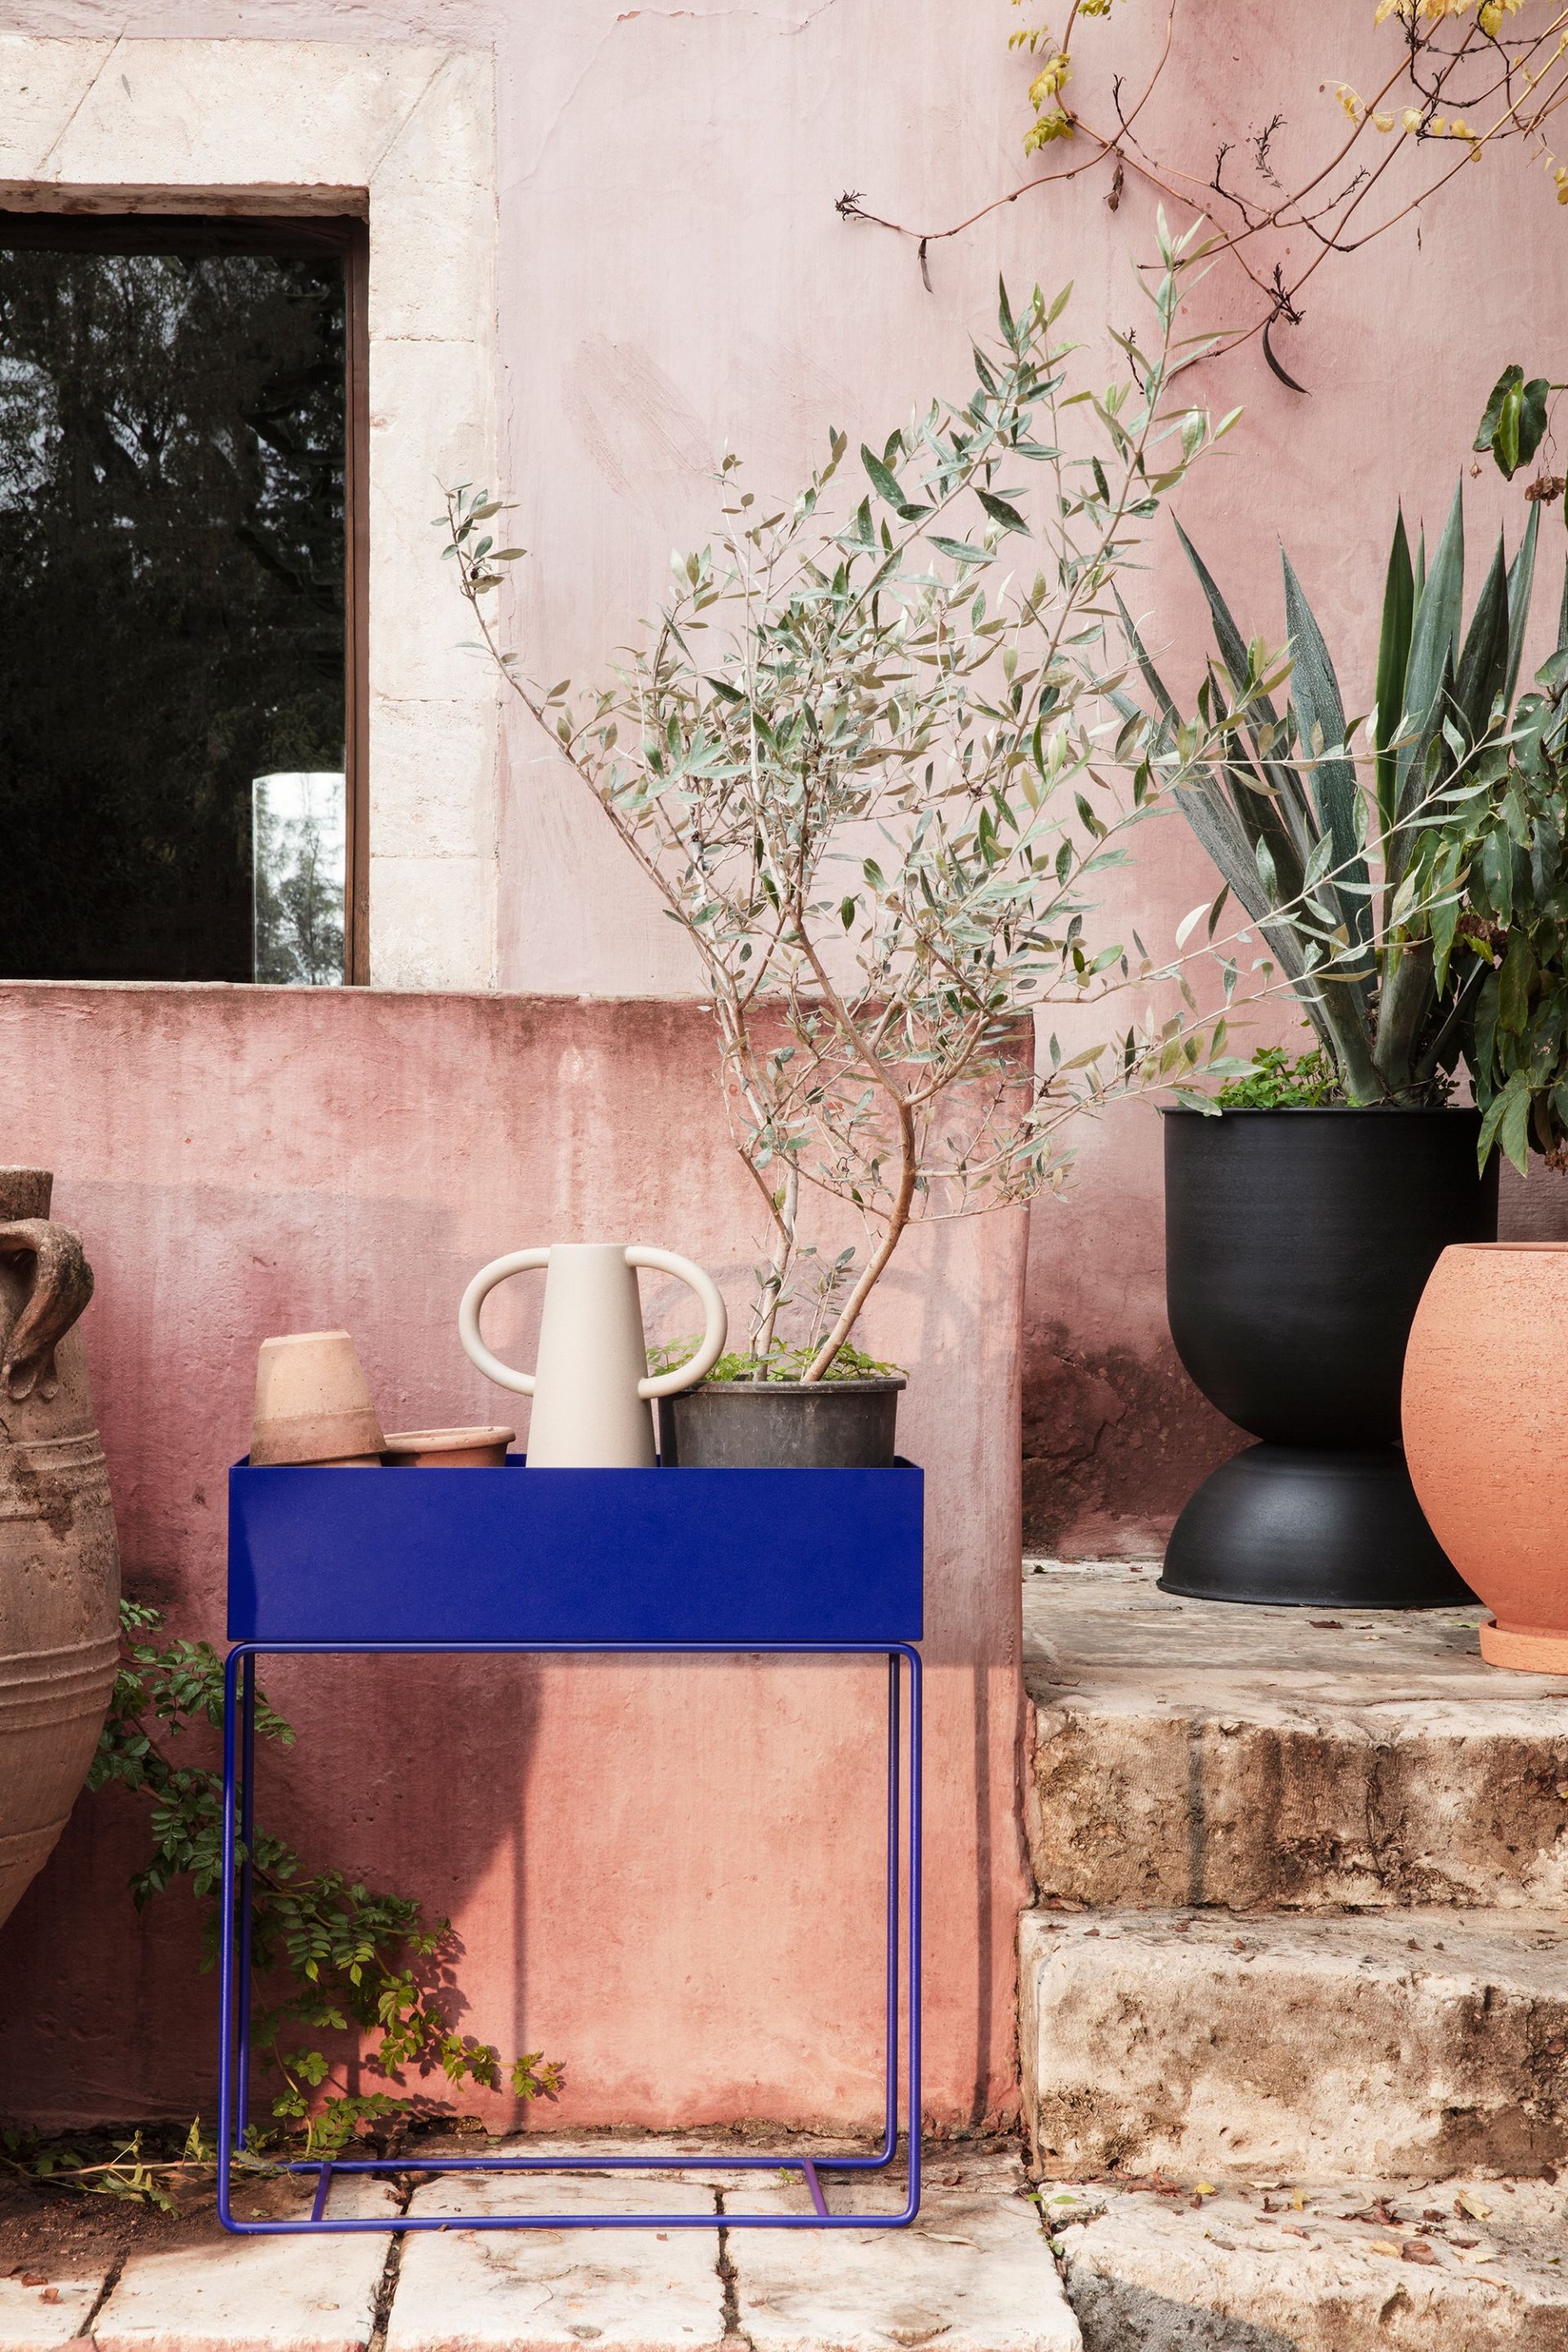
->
457, 1243, 728, 1468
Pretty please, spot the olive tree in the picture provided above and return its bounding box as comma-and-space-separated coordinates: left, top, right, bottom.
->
443, 216, 1261, 1375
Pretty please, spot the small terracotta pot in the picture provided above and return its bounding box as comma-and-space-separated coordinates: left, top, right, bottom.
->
251, 1330, 385, 1467
1403, 1244, 1568, 1673
382, 1426, 514, 1468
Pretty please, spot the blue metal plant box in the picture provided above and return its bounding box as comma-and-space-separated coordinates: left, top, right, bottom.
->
227, 1457, 924, 1646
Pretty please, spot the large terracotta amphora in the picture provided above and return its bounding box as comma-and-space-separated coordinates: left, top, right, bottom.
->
0, 1168, 120, 1931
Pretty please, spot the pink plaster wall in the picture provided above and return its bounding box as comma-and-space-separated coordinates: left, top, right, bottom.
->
490, 0, 1568, 1545
0, 986, 1029, 2132
2, 6, 1563, 1529
0, 0, 1560, 1943
480, 0, 1568, 1550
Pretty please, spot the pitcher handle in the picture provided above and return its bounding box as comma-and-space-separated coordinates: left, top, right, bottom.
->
628, 1246, 728, 1398
457, 1247, 553, 1396
0, 1218, 95, 1403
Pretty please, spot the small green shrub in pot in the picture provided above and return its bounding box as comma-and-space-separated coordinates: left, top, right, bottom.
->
1213, 1046, 1339, 1110
440, 225, 1265, 1463
1438, 354, 1568, 1167
647, 1338, 908, 1467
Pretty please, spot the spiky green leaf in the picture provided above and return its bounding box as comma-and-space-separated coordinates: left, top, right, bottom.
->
1373, 506, 1414, 839
1281, 550, 1370, 952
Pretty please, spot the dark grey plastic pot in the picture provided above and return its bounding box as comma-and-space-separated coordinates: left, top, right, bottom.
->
658, 1376, 906, 1468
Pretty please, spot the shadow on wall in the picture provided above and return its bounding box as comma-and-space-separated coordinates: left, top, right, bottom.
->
1497, 1156, 1568, 1244
1022, 1158, 1568, 1560
1022, 1321, 1240, 1559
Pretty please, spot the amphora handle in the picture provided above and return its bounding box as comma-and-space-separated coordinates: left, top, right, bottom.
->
0, 1220, 95, 1402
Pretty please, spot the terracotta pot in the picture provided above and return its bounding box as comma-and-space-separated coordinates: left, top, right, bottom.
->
0, 1168, 121, 1931
382, 1426, 514, 1468
1403, 1244, 1568, 1673
251, 1330, 385, 1467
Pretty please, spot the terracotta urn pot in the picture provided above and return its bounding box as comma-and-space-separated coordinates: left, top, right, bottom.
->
0, 1168, 121, 1931
1403, 1244, 1568, 1672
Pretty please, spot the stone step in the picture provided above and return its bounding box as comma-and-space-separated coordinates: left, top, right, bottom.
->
1024, 1561, 1568, 1911
1020, 1907, 1568, 2183
1042, 2172, 1568, 2352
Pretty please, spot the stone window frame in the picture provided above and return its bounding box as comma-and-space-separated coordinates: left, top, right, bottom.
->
0, 36, 499, 991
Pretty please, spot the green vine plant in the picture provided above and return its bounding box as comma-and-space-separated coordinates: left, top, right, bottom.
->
3, 1601, 561, 2210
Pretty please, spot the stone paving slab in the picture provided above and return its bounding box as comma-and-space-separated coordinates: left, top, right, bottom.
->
1023, 1561, 1568, 1909
0, 2264, 105, 2350
1021, 1904, 1568, 2180
386, 2168, 728, 2350
728, 2149, 1080, 2351
1045, 2172, 1568, 2351
91, 2175, 399, 2352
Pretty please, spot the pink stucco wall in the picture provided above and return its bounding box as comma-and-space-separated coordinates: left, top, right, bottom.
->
0, 986, 1028, 2131
2, 5, 1566, 2132
482, 0, 1567, 1559
3, 5, 1562, 1522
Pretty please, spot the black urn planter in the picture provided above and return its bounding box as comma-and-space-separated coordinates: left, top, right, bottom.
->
1161, 1107, 1497, 1607
659, 1376, 905, 1468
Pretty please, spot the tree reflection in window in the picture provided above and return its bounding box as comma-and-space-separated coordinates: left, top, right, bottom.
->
253, 771, 345, 984
0, 219, 348, 982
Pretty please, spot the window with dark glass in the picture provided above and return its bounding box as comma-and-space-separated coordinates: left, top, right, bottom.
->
0, 214, 365, 983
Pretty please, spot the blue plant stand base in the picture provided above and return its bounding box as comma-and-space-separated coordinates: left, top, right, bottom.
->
220, 1459, 924, 2234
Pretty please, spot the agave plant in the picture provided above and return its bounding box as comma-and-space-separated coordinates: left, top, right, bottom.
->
1124, 482, 1541, 1107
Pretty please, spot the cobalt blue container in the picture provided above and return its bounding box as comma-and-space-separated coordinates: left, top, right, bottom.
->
228, 1456, 924, 1646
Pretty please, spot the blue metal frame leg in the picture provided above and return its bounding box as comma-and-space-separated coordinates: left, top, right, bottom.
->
218, 1640, 921, 2232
